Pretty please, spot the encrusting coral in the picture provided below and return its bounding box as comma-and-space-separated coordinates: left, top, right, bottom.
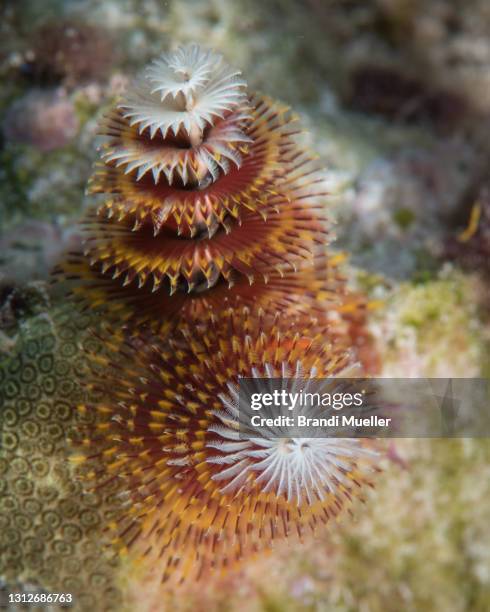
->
0, 312, 125, 609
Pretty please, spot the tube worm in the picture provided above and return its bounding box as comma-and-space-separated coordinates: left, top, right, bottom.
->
56, 44, 345, 332
73, 311, 378, 584
56, 44, 380, 587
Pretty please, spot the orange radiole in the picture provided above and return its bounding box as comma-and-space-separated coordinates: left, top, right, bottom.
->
59, 43, 380, 586
56, 43, 347, 332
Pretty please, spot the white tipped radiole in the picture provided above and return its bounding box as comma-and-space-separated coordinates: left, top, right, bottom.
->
99, 43, 251, 190
118, 44, 248, 140
207, 370, 378, 506
147, 44, 218, 101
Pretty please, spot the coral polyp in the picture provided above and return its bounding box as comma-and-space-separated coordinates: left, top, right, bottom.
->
73, 312, 378, 584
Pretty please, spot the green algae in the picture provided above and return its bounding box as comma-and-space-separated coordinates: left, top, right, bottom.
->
371, 270, 485, 377
0, 143, 91, 230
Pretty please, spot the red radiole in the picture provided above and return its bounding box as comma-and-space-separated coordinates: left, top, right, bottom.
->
59, 43, 380, 586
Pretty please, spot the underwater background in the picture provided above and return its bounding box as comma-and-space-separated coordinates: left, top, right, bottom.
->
1, 0, 490, 610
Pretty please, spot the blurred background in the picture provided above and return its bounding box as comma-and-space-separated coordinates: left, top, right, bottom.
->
1, 1, 490, 610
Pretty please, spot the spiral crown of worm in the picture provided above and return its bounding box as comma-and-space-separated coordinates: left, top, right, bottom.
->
58, 43, 349, 330
55, 44, 379, 586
